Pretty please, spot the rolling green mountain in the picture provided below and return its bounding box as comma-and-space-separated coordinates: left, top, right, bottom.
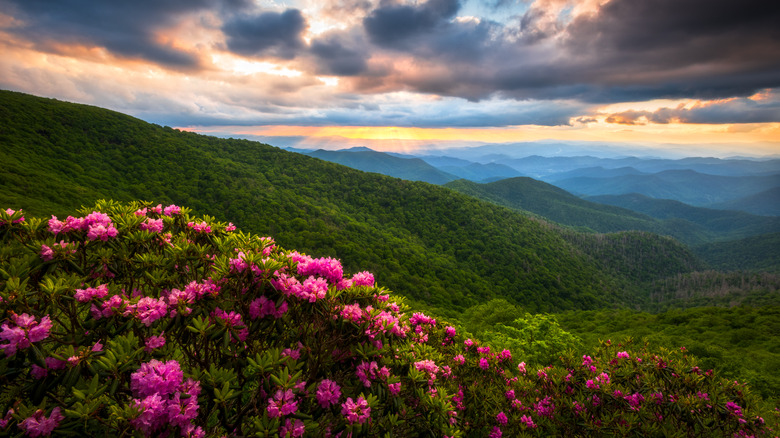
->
444, 177, 661, 233
0, 90, 702, 314
587, 193, 780, 240
444, 177, 780, 252
303, 148, 458, 184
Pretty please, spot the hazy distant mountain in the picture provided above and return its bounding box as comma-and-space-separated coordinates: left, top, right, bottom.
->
550, 170, 780, 207
709, 187, 780, 216
303, 149, 458, 185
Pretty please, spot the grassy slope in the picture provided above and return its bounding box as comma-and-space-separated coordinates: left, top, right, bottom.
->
1, 90, 704, 314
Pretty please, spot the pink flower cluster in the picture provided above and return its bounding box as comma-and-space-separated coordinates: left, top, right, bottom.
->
271, 273, 330, 303
126, 297, 168, 326
267, 389, 299, 418
341, 396, 371, 425
18, 407, 63, 437
291, 253, 344, 285
211, 308, 248, 342
130, 360, 203, 437
0, 313, 52, 356
140, 218, 164, 233
249, 296, 288, 319
74, 284, 109, 303
2, 208, 25, 225
316, 379, 342, 408
49, 211, 118, 241
186, 221, 211, 233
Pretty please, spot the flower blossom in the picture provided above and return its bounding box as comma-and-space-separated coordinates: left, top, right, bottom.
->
140, 218, 164, 233
316, 379, 341, 408
341, 396, 370, 425
186, 221, 211, 233
18, 407, 63, 437
267, 389, 298, 418
74, 284, 109, 303
0, 313, 52, 356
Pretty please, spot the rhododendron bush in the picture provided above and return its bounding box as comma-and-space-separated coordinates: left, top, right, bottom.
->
0, 202, 776, 437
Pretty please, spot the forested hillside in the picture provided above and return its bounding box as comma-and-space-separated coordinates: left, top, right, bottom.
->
0, 90, 699, 314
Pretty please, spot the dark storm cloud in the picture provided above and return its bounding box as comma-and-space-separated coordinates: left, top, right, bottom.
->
310, 31, 369, 76
363, 0, 460, 48
557, 0, 780, 102
222, 9, 308, 60
0, 0, 233, 69
354, 0, 780, 107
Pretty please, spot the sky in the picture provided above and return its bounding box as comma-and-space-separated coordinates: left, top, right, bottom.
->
1, 0, 779, 157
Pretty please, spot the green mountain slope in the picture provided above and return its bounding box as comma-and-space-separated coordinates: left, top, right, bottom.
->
303, 149, 458, 184
0, 90, 703, 313
445, 177, 662, 234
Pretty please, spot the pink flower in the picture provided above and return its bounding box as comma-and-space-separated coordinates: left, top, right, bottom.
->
464, 339, 474, 349
225, 222, 236, 232
145, 334, 166, 352
617, 351, 630, 359
351, 271, 375, 287
267, 389, 298, 418
518, 362, 527, 374
131, 360, 184, 399
496, 411, 508, 425
479, 357, 489, 371
499, 349, 512, 361
489, 426, 502, 438
18, 407, 63, 437
388, 382, 401, 395
128, 297, 168, 326
341, 396, 370, 425
340, 303, 364, 322
356, 361, 379, 387
163, 205, 181, 216
279, 418, 305, 438
40, 245, 54, 261
186, 221, 211, 233
86, 224, 118, 241
582, 355, 593, 367
505, 389, 515, 400
453, 354, 465, 365
140, 218, 164, 233
0, 313, 52, 356
520, 414, 536, 429
316, 379, 341, 408
74, 284, 109, 303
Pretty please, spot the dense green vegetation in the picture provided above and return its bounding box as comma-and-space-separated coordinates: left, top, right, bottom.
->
557, 306, 780, 405
2, 90, 779, 421
2, 202, 775, 437
0, 90, 701, 314
304, 149, 458, 184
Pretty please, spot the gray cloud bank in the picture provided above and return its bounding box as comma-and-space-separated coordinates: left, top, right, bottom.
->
1, 0, 779, 126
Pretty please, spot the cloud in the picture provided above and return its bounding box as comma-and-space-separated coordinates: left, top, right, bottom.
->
602, 93, 780, 125
222, 8, 308, 59
0, 0, 230, 69
310, 30, 370, 76
363, 0, 460, 48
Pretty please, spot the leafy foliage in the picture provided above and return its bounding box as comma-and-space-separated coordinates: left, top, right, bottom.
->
0, 202, 776, 437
